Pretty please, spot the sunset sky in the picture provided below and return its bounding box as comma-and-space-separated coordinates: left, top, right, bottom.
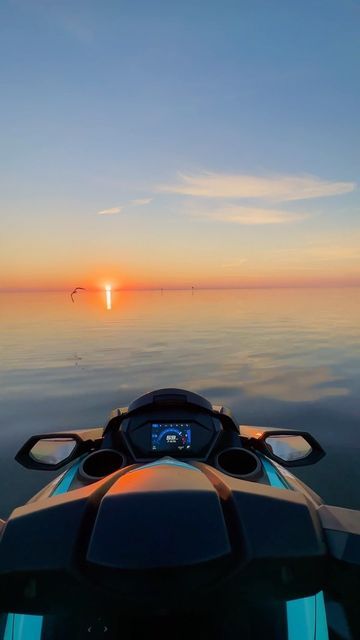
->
1, 0, 359, 290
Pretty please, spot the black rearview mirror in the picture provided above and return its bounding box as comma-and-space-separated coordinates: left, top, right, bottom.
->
29, 437, 78, 466
15, 432, 96, 470
263, 434, 313, 462
240, 425, 325, 467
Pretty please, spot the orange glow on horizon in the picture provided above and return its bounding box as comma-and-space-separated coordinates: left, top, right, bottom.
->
2, 264, 360, 292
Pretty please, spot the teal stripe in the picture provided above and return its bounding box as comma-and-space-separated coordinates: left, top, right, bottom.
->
3, 614, 42, 640
3, 614, 13, 640
287, 595, 315, 640
51, 460, 80, 495
261, 455, 289, 489
315, 592, 329, 640
261, 455, 329, 640
286, 593, 328, 640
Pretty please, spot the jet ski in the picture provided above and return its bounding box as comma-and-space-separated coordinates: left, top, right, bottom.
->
0, 388, 359, 639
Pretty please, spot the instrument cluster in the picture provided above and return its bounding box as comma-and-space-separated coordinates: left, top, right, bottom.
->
120, 409, 222, 461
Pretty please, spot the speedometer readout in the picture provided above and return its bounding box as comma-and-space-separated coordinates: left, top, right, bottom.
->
151, 423, 192, 452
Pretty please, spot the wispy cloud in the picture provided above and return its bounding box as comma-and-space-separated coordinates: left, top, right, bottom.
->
156, 171, 356, 202
97, 206, 123, 216
130, 198, 152, 206
194, 206, 308, 225
96, 198, 152, 216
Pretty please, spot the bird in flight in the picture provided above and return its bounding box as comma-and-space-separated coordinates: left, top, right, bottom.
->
70, 287, 86, 302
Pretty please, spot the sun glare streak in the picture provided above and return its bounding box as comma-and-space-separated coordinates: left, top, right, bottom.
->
105, 285, 112, 310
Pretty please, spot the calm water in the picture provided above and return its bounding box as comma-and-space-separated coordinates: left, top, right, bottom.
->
1, 289, 360, 516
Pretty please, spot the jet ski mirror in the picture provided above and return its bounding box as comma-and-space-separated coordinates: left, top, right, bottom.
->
15, 433, 97, 470
263, 435, 312, 462
29, 437, 78, 466
241, 426, 325, 467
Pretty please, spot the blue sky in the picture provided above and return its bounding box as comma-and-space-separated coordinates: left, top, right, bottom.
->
1, 0, 359, 289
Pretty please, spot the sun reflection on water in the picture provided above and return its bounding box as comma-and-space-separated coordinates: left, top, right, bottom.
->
105, 285, 112, 310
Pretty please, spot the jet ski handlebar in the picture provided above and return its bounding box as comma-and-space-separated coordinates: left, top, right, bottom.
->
1, 388, 359, 635
0, 458, 359, 617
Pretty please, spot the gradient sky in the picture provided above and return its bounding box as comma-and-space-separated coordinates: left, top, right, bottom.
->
1, 0, 359, 290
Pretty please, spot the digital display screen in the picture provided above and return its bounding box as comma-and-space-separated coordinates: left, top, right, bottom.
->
151, 423, 192, 452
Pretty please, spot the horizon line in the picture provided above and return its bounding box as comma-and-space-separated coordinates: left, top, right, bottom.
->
2, 283, 360, 293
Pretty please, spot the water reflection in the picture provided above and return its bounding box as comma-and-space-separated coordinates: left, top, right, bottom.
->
1, 288, 360, 513
188, 365, 349, 402
105, 285, 112, 311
